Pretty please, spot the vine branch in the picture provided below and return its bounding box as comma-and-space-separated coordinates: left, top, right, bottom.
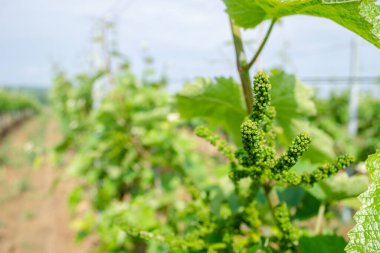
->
314, 203, 326, 234
229, 18, 253, 114
244, 19, 277, 71
264, 184, 280, 210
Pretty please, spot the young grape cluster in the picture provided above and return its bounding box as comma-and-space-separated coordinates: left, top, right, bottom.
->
196, 72, 354, 251
198, 72, 353, 187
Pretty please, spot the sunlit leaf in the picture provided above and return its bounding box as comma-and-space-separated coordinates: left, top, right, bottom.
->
270, 70, 317, 119
346, 150, 380, 253
223, 0, 380, 48
176, 77, 246, 145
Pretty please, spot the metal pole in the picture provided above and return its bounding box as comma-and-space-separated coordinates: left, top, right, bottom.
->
348, 37, 359, 137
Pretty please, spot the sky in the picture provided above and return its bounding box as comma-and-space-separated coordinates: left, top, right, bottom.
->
0, 0, 380, 91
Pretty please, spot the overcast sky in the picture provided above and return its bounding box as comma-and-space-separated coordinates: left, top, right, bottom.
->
1, 0, 379, 90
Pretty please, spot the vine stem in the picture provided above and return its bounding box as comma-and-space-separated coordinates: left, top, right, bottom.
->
314, 203, 326, 234
229, 18, 253, 114
264, 184, 280, 210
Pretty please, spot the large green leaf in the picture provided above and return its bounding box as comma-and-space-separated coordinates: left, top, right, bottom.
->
346, 150, 380, 253
223, 0, 380, 48
176, 77, 246, 144
299, 235, 347, 253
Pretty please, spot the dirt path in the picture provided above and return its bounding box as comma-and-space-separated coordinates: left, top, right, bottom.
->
0, 113, 94, 253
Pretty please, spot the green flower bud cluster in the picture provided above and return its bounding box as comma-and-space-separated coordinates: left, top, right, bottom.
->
235, 148, 253, 168
241, 119, 264, 153
229, 162, 251, 182
234, 75, 314, 184
240, 119, 274, 166
265, 105, 276, 120
244, 201, 261, 232
195, 126, 235, 161
217, 200, 262, 252
274, 203, 299, 250
170, 186, 264, 252
272, 133, 311, 175
300, 154, 354, 185
252, 72, 271, 123
230, 162, 268, 183
236, 74, 315, 184
185, 71, 355, 252
280, 154, 354, 186
196, 72, 353, 191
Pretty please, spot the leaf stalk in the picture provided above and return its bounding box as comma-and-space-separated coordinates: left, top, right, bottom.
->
229, 18, 253, 114
244, 19, 277, 71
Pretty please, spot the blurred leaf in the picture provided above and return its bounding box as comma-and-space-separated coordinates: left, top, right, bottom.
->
278, 186, 306, 207
291, 160, 319, 174
340, 197, 362, 210
54, 136, 73, 153
308, 173, 369, 202
270, 70, 335, 162
294, 192, 321, 220
270, 70, 316, 119
223, 0, 380, 48
346, 150, 380, 253
299, 235, 347, 253
71, 211, 97, 241
68, 186, 84, 214
176, 77, 246, 144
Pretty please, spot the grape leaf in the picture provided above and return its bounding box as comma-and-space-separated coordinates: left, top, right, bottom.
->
277, 186, 322, 220
294, 192, 322, 220
299, 235, 347, 253
346, 150, 380, 253
278, 186, 306, 207
270, 70, 317, 121
223, 0, 380, 48
176, 77, 246, 144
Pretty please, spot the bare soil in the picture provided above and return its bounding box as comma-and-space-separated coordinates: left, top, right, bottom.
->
0, 114, 94, 253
